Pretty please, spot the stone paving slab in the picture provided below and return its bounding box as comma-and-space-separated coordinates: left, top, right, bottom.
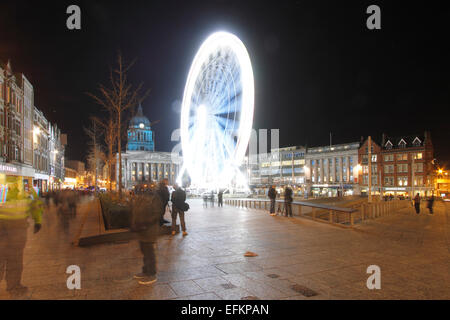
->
0, 197, 448, 300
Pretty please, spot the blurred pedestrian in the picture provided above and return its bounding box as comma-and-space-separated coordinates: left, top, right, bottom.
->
202, 193, 208, 208
268, 185, 277, 216
130, 188, 162, 285
413, 193, 421, 214
67, 190, 78, 218
171, 184, 188, 236
0, 179, 43, 295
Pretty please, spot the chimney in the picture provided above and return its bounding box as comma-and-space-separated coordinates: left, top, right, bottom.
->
381, 133, 386, 146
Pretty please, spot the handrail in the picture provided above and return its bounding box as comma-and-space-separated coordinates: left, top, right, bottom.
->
225, 198, 409, 227
227, 198, 356, 213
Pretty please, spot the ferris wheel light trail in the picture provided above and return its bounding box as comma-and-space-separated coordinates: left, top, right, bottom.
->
180, 31, 254, 189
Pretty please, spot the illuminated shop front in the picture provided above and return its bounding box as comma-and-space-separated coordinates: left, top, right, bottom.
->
0, 162, 35, 193
311, 184, 355, 197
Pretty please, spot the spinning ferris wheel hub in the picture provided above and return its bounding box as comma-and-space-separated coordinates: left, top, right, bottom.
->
179, 31, 254, 189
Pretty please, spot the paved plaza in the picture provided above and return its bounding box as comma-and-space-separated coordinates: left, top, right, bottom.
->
0, 197, 448, 300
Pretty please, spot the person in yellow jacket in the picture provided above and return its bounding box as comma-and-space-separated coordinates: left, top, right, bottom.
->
0, 180, 43, 295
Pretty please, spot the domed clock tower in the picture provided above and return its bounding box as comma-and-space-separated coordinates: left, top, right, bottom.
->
126, 103, 155, 151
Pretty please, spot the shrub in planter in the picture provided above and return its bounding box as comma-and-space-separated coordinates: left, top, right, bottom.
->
99, 193, 131, 230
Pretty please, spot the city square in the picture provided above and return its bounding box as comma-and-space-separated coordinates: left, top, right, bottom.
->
0, 0, 449, 306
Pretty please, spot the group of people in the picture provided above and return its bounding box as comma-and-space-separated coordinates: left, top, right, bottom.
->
131, 179, 189, 286
413, 193, 435, 215
268, 185, 293, 217
202, 190, 224, 208
44, 190, 81, 216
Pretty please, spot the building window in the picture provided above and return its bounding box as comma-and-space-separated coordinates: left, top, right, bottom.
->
363, 175, 368, 185
384, 177, 394, 186
414, 153, 423, 160
396, 154, 407, 161
414, 177, 423, 186
384, 164, 394, 174
397, 163, 408, 173
414, 163, 423, 173
384, 154, 393, 162
397, 176, 408, 186
371, 155, 377, 162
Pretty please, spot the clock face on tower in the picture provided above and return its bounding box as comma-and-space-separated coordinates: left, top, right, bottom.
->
139, 123, 144, 129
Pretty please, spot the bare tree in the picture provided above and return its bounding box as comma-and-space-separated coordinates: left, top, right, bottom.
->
84, 118, 105, 193
92, 114, 117, 192
87, 52, 149, 197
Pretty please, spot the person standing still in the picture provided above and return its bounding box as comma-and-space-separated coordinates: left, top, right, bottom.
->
427, 194, 435, 215
268, 185, 277, 216
218, 190, 223, 207
171, 184, 188, 236
413, 193, 421, 214
284, 186, 293, 217
156, 179, 170, 225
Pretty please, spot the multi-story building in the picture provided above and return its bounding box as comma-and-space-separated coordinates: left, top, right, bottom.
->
33, 106, 50, 191
246, 146, 306, 195
21, 74, 34, 167
0, 59, 66, 192
0, 60, 35, 188
116, 104, 181, 189
305, 142, 360, 197
49, 124, 66, 189
358, 132, 434, 197
244, 142, 361, 198
65, 159, 85, 189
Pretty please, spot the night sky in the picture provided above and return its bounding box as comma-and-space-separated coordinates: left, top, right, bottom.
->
1, 0, 449, 164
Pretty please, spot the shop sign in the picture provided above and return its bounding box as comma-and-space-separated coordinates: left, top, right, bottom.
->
385, 187, 406, 191
0, 164, 18, 174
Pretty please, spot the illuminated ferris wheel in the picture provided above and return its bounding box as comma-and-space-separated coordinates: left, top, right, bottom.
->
180, 32, 254, 189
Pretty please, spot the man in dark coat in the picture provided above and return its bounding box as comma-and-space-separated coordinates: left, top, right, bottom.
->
156, 179, 170, 225
171, 184, 188, 236
217, 190, 224, 207
268, 185, 277, 216
413, 193, 421, 214
131, 190, 162, 285
284, 186, 293, 217
427, 194, 435, 214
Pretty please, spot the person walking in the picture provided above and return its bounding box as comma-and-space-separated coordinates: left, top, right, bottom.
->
156, 179, 170, 225
171, 184, 188, 236
218, 190, 223, 207
427, 194, 435, 215
202, 193, 208, 208
0, 179, 43, 295
413, 193, 421, 214
284, 186, 293, 217
130, 187, 162, 285
268, 185, 277, 216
